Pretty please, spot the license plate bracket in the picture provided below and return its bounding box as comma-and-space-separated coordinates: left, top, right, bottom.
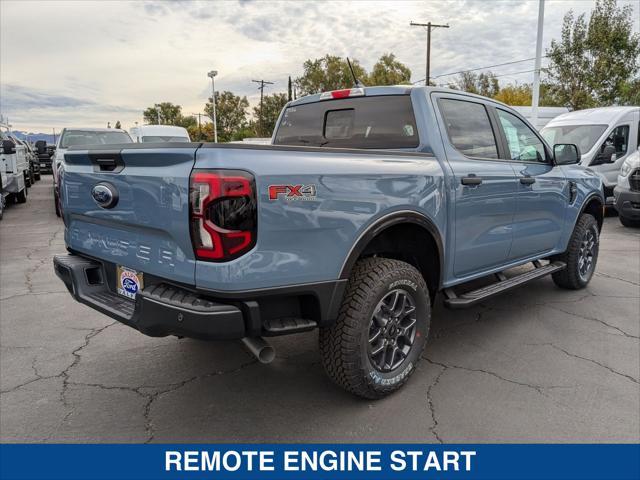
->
116, 266, 144, 299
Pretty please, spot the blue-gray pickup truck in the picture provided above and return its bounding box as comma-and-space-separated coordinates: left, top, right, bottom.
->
54, 86, 604, 398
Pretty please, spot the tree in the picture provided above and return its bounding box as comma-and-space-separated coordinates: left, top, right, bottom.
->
143, 102, 183, 125
545, 0, 640, 109
369, 53, 412, 85
494, 84, 532, 106
114, 120, 121, 129
455, 71, 499, 97
619, 78, 640, 105
253, 93, 288, 137
296, 55, 368, 95
204, 91, 250, 143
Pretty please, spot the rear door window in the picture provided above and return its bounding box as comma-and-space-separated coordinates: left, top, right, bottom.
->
274, 95, 419, 149
438, 98, 499, 159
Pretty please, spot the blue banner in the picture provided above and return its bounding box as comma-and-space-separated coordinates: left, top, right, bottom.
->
1, 444, 638, 480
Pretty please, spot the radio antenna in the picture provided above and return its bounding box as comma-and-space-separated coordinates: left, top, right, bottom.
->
346, 57, 365, 88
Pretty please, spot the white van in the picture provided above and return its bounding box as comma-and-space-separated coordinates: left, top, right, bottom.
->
129, 125, 190, 143
541, 106, 640, 204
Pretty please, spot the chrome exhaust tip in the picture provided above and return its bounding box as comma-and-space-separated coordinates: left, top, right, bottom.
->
241, 337, 275, 364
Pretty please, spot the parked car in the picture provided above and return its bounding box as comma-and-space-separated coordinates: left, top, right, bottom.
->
54, 86, 604, 398
34, 140, 54, 174
614, 147, 640, 228
0, 126, 28, 205
52, 128, 133, 216
129, 125, 190, 143
24, 140, 41, 181
541, 106, 640, 205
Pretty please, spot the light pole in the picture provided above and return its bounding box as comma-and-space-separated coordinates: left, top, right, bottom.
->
207, 70, 218, 143
154, 104, 161, 125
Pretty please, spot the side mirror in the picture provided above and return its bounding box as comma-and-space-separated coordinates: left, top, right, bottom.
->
2, 139, 16, 155
593, 144, 616, 165
553, 143, 581, 165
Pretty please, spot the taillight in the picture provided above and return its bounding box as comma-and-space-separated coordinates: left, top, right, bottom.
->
189, 170, 257, 262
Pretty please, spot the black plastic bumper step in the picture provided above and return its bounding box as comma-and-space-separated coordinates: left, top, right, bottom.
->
263, 317, 317, 336
443, 261, 566, 309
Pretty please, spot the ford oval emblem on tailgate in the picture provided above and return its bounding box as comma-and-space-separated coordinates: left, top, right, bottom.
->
91, 183, 118, 209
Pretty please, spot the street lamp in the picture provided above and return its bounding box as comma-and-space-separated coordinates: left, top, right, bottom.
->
154, 103, 161, 125
207, 70, 218, 143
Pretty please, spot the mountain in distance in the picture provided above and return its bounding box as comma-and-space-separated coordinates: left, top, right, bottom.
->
10, 131, 57, 144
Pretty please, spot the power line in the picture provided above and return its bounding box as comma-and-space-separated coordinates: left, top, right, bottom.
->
435, 68, 540, 87
414, 56, 549, 84
410, 21, 450, 85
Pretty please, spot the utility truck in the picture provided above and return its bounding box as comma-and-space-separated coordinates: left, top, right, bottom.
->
54, 87, 604, 398
0, 124, 28, 207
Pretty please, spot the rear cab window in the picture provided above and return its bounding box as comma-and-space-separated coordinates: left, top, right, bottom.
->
438, 98, 499, 159
273, 95, 419, 149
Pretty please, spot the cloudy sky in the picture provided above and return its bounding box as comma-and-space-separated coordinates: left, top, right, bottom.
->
1, 0, 638, 133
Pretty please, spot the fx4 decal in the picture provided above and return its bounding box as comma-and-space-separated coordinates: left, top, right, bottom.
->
268, 184, 317, 201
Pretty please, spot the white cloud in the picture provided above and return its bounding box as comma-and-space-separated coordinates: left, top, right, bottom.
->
1, 0, 638, 132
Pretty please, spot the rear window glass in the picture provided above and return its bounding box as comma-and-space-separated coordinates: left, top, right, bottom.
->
274, 95, 419, 149
60, 130, 132, 148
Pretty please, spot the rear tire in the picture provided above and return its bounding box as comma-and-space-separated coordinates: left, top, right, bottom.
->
619, 216, 640, 228
54, 189, 61, 217
16, 188, 27, 204
319, 257, 430, 399
552, 214, 599, 289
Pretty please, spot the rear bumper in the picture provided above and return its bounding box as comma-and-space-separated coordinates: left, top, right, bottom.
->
53, 253, 346, 340
614, 186, 640, 220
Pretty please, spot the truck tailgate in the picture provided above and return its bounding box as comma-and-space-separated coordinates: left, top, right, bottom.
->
61, 145, 198, 286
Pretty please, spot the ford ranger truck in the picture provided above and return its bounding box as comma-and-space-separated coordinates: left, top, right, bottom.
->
54, 86, 604, 399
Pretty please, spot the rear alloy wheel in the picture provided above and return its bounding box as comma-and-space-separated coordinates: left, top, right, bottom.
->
319, 257, 430, 399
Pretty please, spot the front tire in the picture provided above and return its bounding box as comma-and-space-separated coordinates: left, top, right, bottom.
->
16, 188, 27, 204
319, 257, 430, 399
552, 214, 599, 289
619, 215, 640, 228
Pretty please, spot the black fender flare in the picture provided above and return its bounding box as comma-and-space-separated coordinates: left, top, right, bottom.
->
579, 192, 604, 231
338, 210, 444, 287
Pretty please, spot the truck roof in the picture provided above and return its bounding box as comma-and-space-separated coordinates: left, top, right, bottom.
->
289, 85, 506, 107
545, 106, 640, 127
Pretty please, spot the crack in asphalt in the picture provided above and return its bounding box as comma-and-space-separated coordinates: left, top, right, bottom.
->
422, 357, 563, 396
424, 362, 446, 444
544, 304, 639, 339
66, 358, 258, 443
530, 343, 640, 385
0, 291, 68, 302
595, 272, 640, 287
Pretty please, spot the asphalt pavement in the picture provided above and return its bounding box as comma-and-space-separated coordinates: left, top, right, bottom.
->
1, 179, 638, 442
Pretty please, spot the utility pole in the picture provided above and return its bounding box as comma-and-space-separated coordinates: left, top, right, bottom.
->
531, 0, 545, 129
252, 79, 273, 137
207, 70, 218, 143
410, 21, 449, 86
52, 128, 56, 144
191, 113, 204, 140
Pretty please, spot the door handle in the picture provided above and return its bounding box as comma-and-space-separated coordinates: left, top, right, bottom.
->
461, 176, 482, 186
520, 176, 536, 185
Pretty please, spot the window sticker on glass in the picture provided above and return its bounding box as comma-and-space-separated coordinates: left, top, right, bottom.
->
403, 125, 415, 137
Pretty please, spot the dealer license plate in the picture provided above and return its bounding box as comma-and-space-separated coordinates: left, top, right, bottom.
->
116, 266, 144, 299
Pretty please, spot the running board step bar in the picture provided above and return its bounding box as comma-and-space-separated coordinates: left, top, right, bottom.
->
443, 261, 566, 309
